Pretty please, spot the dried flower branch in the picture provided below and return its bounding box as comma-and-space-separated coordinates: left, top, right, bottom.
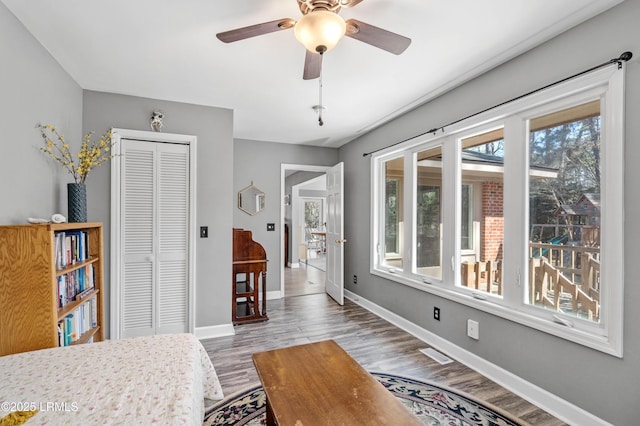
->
36, 123, 115, 184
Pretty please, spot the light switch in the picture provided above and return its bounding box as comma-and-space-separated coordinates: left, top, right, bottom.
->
200, 226, 208, 238
267, 223, 275, 231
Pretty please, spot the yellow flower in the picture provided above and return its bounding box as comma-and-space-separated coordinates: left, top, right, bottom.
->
36, 123, 116, 184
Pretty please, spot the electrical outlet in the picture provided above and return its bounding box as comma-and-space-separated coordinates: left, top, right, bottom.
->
200, 226, 208, 238
467, 319, 479, 340
353, 275, 358, 284
433, 307, 440, 321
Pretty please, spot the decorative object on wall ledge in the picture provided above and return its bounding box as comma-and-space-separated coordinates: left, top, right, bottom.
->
36, 123, 115, 222
238, 182, 266, 216
150, 109, 164, 132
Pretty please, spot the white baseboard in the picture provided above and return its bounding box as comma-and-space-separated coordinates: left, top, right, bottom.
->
195, 323, 235, 340
266, 290, 282, 300
344, 290, 610, 426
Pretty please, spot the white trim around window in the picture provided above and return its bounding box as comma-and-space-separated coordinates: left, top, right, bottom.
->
370, 64, 625, 357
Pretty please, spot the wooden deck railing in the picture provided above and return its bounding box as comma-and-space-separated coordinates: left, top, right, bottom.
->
529, 255, 600, 320
461, 260, 502, 295
461, 243, 600, 320
529, 242, 599, 284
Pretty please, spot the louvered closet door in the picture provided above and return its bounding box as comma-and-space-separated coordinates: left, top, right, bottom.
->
121, 139, 189, 338
156, 144, 189, 334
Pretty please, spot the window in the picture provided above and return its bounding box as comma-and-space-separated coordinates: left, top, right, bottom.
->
303, 198, 324, 243
371, 65, 625, 356
382, 157, 404, 269
416, 146, 443, 280
460, 129, 504, 296
460, 184, 474, 252
527, 101, 602, 322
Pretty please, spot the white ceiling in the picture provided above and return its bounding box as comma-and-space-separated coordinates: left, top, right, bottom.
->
3, 0, 621, 148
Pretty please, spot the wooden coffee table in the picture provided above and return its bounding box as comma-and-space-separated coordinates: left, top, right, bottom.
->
252, 340, 422, 425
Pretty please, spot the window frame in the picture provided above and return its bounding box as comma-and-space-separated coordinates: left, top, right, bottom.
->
459, 183, 477, 255
377, 157, 405, 269
384, 176, 402, 260
414, 144, 445, 281
370, 64, 625, 357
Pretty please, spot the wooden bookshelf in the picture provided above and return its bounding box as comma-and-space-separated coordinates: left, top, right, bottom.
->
0, 222, 104, 356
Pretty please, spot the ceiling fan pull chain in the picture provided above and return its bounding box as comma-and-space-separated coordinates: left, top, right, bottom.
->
318, 61, 324, 126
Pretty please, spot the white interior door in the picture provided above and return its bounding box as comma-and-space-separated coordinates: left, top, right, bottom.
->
156, 144, 190, 335
325, 162, 344, 305
120, 139, 190, 338
111, 129, 195, 339
121, 139, 155, 337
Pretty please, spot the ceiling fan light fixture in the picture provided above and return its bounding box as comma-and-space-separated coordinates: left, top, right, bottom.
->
294, 10, 346, 54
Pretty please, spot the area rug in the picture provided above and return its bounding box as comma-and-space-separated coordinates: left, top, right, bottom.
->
203, 372, 529, 425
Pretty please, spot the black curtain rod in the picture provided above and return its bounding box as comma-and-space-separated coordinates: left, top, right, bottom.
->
363, 51, 633, 157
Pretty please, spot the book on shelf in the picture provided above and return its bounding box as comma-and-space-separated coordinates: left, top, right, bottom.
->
55, 232, 64, 270
54, 230, 89, 270
58, 296, 98, 347
57, 263, 95, 308
76, 288, 93, 301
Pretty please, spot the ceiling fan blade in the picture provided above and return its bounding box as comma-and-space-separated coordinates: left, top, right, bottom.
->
216, 18, 295, 43
340, 0, 365, 7
303, 50, 322, 80
344, 19, 411, 55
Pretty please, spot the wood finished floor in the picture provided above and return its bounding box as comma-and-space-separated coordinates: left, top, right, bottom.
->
201, 293, 566, 425
283, 261, 326, 297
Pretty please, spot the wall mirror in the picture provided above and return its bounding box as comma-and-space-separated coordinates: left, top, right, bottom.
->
238, 182, 265, 215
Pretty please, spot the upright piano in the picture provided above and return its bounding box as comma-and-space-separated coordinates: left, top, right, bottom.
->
232, 228, 268, 325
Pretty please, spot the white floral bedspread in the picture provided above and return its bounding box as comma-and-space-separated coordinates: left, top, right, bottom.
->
0, 333, 224, 425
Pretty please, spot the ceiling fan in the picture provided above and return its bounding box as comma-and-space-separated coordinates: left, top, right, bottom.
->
216, 0, 411, 80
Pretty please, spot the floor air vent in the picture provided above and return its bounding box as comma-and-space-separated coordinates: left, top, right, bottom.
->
420, 347, 453, 365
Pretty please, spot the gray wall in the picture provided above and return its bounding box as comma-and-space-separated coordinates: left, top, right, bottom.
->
0, 2, 234, 335
82, 91, 233, 333
233, 139, 338, 291
338, 1, 639, 424
0, 3, 83, 223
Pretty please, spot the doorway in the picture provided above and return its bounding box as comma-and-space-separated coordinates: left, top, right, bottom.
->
110, 128, 196, 339
301, 196, 326, 273
280, 164, 329, 298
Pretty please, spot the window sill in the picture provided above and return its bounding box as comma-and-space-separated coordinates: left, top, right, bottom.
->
370, 267, 621, 357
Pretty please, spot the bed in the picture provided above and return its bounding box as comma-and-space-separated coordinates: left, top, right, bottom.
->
0, 333, 224, 425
